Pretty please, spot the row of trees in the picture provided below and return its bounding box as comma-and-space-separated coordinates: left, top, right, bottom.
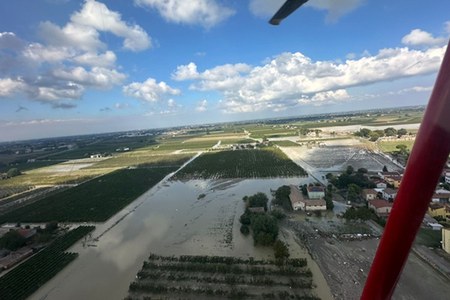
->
327, 166, 375, 190
354, 127, 408, 141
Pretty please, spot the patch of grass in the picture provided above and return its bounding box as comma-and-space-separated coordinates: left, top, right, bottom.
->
175, 148, 307, 179
85, 153, 192, 169
0, 167, 176, 223
378, 140, 415, 153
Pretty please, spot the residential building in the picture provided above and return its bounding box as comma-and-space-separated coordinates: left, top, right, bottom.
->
382, 188, 398, 201
289, 185, 326, 212
378, 171, 401, 180
307, 186, 325, 199
428, 203, 450, 220
372, 179, 387, 189
384, 175, 402, 188
362, 189, 378, 201
423, 214, 443, 231
443, 228, 450, 254
431, 193, 450, 204
368, 199, 393, 218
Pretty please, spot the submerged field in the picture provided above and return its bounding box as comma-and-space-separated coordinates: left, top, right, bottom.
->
128, 254, 317, 300
175, 148, 308, 179
0, 167, 177, 223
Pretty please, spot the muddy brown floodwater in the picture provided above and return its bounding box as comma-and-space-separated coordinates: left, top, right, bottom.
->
29, 176, 334, 300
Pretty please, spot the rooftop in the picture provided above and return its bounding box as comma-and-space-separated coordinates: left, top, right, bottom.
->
369, 199, 393, 209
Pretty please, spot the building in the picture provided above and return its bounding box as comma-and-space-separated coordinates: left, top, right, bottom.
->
382, 188, 398, 201
372, 179, 387, 189
443, 169, 450, 184
378, 171, 401, 180
368, 199, 393, 218
431, 193, 450, 204
423, 214, 444, 231
428, 203, 450, 220
384, 175, 402, 188
307, 186, 325, 199
443, 228, 450, 254
362, 189, 378, 201
289, 185, 326, 212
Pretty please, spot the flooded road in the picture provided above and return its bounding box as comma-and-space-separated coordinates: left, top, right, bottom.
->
30, 176, 321, 300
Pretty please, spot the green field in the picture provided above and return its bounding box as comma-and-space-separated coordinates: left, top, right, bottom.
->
84, 153, 192, 169
174, 148, 307, 179
0, 167, 176, 223
378, 140, 415, 153
0, 226, 94, 300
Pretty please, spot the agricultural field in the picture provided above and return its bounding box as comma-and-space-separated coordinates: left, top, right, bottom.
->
174, 148, 307, 179
0, 226, 94, 300
377, 140, 415, 153
0, 167, 177, 223
84, 153, 192, 169
127, 254, 318, 300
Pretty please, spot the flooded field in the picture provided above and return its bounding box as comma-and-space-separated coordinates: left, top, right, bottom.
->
281, 143, 402, 174
29, 176, 328, 300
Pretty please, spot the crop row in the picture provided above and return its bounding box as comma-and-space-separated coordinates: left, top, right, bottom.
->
0, 226, 94, 300
174, 148, 307, 179
0, 167, 177, 223
142, 261, 312, 277
148, 253, 307, 267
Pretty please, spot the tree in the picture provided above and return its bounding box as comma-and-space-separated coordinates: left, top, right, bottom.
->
369, 132, 380, 142
6, 168, 21, 178
347, 183, 361, 202
250, 214, 278, 246
273, 240, 290, 265
240, 225, 250, 235
397, 128, 407, 136
0, 230, 26, 251
357, 168, 368, 174
382, 165, 388, 172
346, 165, 354, 175
247, 192, 269, 211
384, 127, 397, 136
324, 190, 334, 210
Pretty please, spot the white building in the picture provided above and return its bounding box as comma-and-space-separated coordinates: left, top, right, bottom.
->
307, 186, 325, 199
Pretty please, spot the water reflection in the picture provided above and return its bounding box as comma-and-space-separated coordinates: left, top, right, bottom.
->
30, 177, 314, 300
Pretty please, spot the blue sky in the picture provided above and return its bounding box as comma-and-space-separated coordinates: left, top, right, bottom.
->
0, 0, 449, 141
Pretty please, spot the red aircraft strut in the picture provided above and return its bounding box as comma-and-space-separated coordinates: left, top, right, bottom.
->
361, 40, 450, 299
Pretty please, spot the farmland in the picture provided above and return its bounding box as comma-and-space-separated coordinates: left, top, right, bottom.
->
377, 139, 415, 153
0, 167, 177, 223
127, 254, 318, 300
0, 226, 94, 300
174, 148, 308, 179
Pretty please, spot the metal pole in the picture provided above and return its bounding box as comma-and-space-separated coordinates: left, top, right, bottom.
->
361, 40, 450, 299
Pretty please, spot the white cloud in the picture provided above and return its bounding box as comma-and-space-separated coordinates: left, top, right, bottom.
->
115, 102, 130, 109
123, 77, 181, 102
52, 66, 126, 88
389, 85, 433, 95
0, 1, 148, 106
135, 0, 235, 28
71, 0, 150, 51
0, 32, 24, 50
176, 44, 446, 113
196, 99, 208, 112
172, 62, 252, 90
402, 29, 447, 47
0, 78, 25, 97
307, 0, 365, 22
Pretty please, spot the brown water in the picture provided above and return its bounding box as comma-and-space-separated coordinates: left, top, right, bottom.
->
29, 176, 329, 300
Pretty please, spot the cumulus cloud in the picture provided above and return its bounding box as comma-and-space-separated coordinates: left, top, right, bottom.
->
0, 1, 150, 107
135, 0, 235, 28
123, 77, 180, 103
71, 0, 150, 51
196, 99, 208, 112
402, 29, 447, 47
176, 44, 446, 113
